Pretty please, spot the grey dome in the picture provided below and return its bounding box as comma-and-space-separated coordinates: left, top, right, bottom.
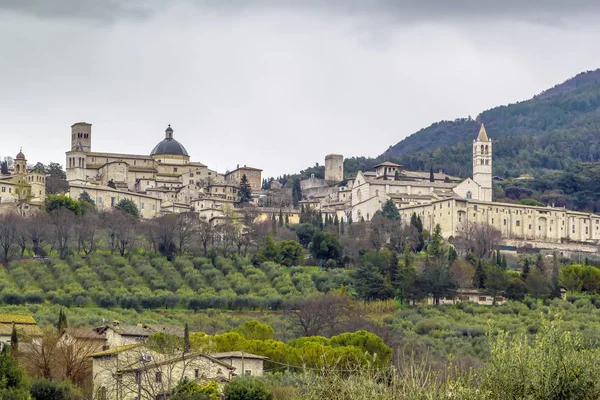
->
150, 125, 189, 156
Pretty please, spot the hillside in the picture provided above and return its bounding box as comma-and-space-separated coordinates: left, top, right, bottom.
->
381, 69, 600, 177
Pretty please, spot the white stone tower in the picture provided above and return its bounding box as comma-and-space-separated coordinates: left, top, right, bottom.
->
473, 123, 492, 202
71, 122, 92, 152
325, 154, 344, 182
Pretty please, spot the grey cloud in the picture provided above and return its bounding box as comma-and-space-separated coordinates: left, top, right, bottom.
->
1, 0, 599, 23
0, 0, 154, 21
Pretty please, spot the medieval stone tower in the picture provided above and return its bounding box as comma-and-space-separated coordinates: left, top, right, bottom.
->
325, 154, 344, 182
71, 122, 92, 152
473, 123, 492, 202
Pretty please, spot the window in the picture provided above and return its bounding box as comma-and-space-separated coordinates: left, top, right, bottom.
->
479, 296, 487, 302
528, 224, 532, 229
1, 187, 4, 193
516, 221, 520, 227
100, 387, 107, 400
141, 203, 145, 209
245, 370, 252, 376
155, 372, 162, 383
473, 205, 478, 211
174, 168, 178, 173
98, 197, 103, 204
503, 219, 506, 226
195, 369, 199, 378
111, 197, 115, 206
152, 204, 156, 210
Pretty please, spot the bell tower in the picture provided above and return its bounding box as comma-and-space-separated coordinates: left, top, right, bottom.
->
473, 123, 492, 202
71, 122, 92, 152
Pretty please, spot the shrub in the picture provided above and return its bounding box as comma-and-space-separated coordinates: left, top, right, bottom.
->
224, 377, 272, 400
30, 379, 83, 400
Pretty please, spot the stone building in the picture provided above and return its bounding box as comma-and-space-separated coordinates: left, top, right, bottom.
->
0, 149, 46, 214
64, 122, 259, 221
225, 165, 262, 191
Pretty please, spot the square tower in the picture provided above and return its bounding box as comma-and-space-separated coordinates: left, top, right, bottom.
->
472, 123, 492, 202
71, 122, 92, 152
325, 154, 344, 182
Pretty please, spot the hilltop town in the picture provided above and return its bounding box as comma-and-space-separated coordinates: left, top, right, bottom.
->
2, 121, 598, 257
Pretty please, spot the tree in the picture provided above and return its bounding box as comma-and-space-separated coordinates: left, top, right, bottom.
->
223, 377, 271, 400
522, 257, 531, 280
505, 278, 526, 301
114, 199, 139, 219
45, 194, 82, 215
0, 213, 18, 261
74, 212, 99, 255
184, 323, 190, 353
355, 263, 394, 301
175, 212, 198, 256
525, 269, 550, 299
44, 163, 69, 195
255, 235, 278, 264
429, 165, 434, 182
285, 293, 351, 337
380, 199, 400, 220
239, 174, 252, 203
474, 259, 486, 289
10, 325, 18, 352
278, 209, 284, 228
485, 265, 508, 304
291, 178, 302, 208
277, 240, 303, 267
57, 307, 68, 332
455, 223, 501, 258
50, 208, 74, 259
235, 320, 274, 341
0, 161, 8, 175
0, 344, 30, 399
309, 231, 341, 265
196, 220, 215, 256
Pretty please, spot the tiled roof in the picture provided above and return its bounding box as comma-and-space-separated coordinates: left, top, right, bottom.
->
0, 314, 37, 324
212, 351, 268, 360
90, 344, 140, 358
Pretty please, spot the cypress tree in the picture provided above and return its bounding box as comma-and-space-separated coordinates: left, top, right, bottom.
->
333, 214, 339, 227
501, 255, 508, 270
58, 307, 68, 332
429, 166, 434, 182
271, 214, 277, 233
10, 324, 18, 351
184, 323, 190, 353
522, 258, 531, 280
278, 209, 284, 227
389, 251, 400, 287
340, 218, 345, 236
475, 260, 486, 289
285, 214, 289, 226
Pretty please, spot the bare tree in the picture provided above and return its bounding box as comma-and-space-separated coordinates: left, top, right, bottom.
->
149, 214, 178, 257
14, 216, 29, 257
285, 293, 352, 337
196, 219, 214, 256
0, 213, 19, 260
215, 222, 236, 256
455, 222, 501, 258
174, 212, 198, 256
74, 213, 100, 255
21, 327, 60, 380
27, 213, 51, 256
59, 328, 105, 387
50, 208, 75, 259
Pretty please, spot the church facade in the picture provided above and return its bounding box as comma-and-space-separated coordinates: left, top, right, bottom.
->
65, 122, 250, 220
0, 149, 46, 215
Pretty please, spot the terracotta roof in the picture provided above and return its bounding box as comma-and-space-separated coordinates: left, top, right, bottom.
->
374, 162, 402, 168
63, 328, 107, 341
212, 351, 268, 360
0, 323, 42, 337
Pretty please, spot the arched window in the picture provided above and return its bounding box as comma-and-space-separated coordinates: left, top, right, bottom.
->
485, 145, 489, 154
16, 165, 20, 173
485, 159, 489, 165
481, 145, 484, 154
466, 191, 472, 199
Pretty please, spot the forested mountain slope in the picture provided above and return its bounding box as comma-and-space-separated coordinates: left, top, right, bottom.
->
381, 69, 600, 178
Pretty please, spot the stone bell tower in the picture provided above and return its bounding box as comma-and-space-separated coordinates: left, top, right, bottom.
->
473, 123, 492, 202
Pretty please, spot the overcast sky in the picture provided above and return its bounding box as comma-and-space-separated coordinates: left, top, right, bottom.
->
2, 1, 600, 178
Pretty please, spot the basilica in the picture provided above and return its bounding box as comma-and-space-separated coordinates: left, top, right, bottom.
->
65, 122, 260, 220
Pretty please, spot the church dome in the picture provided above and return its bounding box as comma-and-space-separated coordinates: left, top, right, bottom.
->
150, 125, 189, 157
16, 149, 25, 160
